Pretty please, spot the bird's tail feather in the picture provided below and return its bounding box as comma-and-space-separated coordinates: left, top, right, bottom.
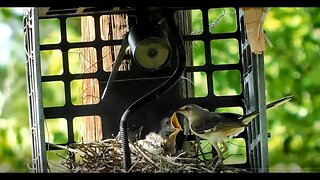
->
242, 111, 260, 125
266, 95, 293, 110
242, 95, 293, 125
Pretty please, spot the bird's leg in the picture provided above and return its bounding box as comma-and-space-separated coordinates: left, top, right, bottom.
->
212, 143, 224, 171
212, 143, 223, 159
221, 141, 228, 154
213, 157, 223, 171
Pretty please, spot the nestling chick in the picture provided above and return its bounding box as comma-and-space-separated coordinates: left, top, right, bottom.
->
137, 112, 183, 155
158, 112, 183, 155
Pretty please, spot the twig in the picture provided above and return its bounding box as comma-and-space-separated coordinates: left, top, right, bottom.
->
131, 144, 160, 170
47, 143, 86, 156
57, 136, 242, 173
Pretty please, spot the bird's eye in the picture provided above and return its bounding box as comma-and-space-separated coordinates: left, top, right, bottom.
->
180, 106, 186, 110
179, 105, 191, 111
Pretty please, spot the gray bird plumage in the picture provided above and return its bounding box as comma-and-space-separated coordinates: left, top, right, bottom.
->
176, 95, 293, 160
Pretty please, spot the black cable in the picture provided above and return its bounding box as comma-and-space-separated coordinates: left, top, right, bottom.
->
120, 11, 186, 172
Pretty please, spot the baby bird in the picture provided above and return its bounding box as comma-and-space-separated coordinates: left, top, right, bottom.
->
137, 112, 183, 155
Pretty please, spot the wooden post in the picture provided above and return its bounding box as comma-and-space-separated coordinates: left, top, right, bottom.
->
80, 14, 129, 142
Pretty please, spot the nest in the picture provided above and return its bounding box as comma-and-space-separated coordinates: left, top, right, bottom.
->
54, 137, 248, 173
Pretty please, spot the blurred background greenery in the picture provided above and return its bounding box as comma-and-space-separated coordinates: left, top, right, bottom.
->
0, 7, 320, 172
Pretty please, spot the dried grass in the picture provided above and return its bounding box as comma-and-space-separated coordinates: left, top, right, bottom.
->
55, 137, 248, 173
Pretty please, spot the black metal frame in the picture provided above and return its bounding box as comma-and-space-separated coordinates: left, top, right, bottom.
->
24, 7, 268, 173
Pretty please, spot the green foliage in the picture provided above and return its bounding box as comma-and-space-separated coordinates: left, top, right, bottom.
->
0, 7, 31, 172
264, 7, 320, 172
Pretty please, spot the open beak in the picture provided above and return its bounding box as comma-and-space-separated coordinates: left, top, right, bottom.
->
168, 112, 183, 139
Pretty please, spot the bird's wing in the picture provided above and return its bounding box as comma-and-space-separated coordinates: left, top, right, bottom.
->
211, 113, 246, 132
190, 113, 245, 134
217, 112, 242, 119
190, 115, 217, 134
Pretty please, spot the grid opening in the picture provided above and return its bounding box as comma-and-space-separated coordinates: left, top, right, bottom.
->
190, 9, 203, 35
39, 18, 61, 45
213, 70, 242, 96
42, 81, 65, 107
192, 41, 206, 66
46, 150, 69, 172
40, 49, 63, 76
70, 78, 100, 106
68, 47, 97, 75
175, 9, 203, 35
192, 71, 208, 98
211, 39, 239, 64
100, 14, 129, 41
44, 118, 68, 144
194, 138, 246, 165
215, 106, 243, 114
66, 16, 95, 43
223, 138, 247, 165
208, 8, 237, 34
73, 115, 102, 142
102, 45, 126, 72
